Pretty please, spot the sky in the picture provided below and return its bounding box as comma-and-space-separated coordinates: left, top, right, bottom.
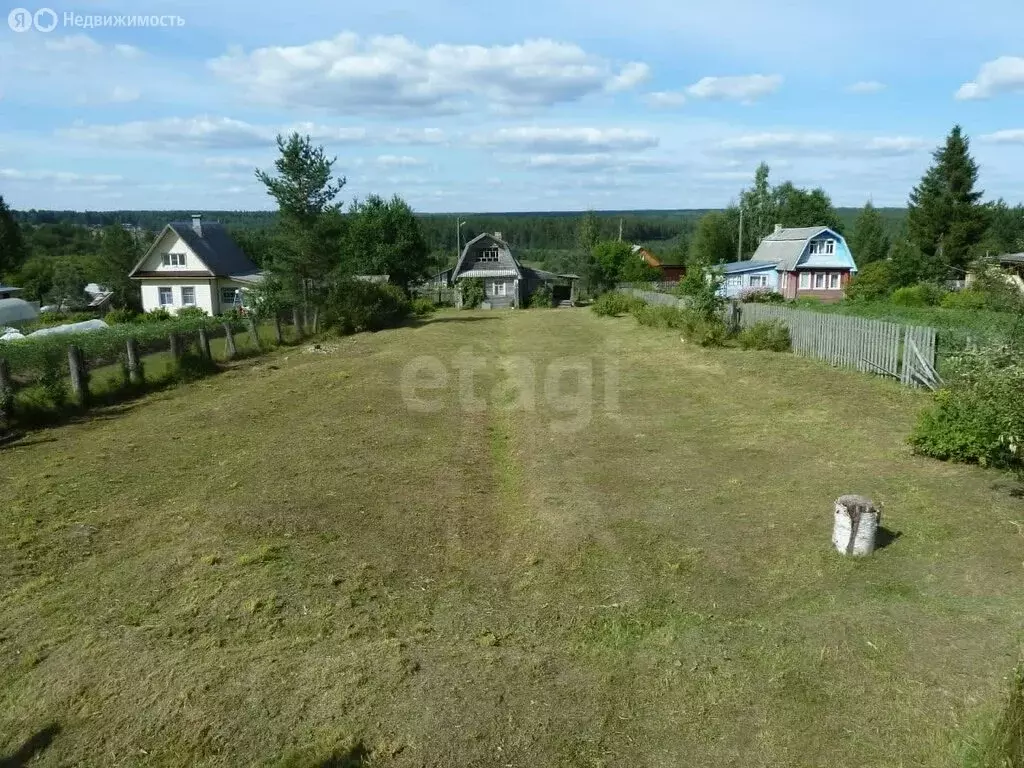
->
1, 0, 1023, 213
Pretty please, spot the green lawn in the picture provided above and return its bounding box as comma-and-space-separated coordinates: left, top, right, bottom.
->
2, 309, 1022, 767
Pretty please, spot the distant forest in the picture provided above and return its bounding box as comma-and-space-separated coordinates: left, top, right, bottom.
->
13, 207, 909, 262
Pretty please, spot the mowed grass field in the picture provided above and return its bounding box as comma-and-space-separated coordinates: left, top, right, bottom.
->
2, 309, 1023, 767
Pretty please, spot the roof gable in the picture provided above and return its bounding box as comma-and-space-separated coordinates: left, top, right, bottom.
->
452, 232, 521, 279
130, 221, 259, 278
751, 226, 847, 272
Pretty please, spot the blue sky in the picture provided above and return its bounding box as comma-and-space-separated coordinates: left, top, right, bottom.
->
1, 0, 1023, 212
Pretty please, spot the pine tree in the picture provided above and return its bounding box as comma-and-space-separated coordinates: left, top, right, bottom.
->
0, 194, 27, 278
848, 201, 891, 265
907, 125, 988, 277
97, 225, 142, 309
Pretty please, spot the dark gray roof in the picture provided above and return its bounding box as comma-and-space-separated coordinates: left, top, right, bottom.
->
168, 221, 259, 277
997, 252, 1024, 264
719, 260, 779, 274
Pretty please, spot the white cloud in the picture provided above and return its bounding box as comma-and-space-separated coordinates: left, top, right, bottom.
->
980, 129, 1024, 144
645, 91, 687, 107
44, 35, 103, 54
863, 136, 930, 154
607, 62, 651, 92
717, 132, 930, 156
956, 56, 1024, 100
59, 116, 272, 149
58, 117, 446, 150
0, 168, 123, 184
374, 154, 426, 168
475, 126, 658, 153
113, 43, 143, 59
203, 156, 267, 169
847, 80, 886, 94
513, 153, 680, 175
685, 74, 782, 102
208, 33, 650, 115
718, 132, 839, 152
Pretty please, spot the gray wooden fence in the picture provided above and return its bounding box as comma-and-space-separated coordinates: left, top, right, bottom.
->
620, 290, 939, 388
736, 303, 938, 388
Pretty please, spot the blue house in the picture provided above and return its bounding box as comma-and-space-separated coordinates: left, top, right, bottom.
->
717, 225, 858, 302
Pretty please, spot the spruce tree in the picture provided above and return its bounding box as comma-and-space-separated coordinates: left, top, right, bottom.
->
848, 201, 891, 265
907, 125, 988, 277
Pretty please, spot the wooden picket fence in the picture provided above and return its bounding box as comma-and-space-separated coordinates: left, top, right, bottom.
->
619, 289, 940, 389
737, 304, 939, 388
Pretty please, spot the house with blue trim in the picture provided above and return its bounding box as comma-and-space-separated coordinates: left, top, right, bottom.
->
717, 225, 858, 302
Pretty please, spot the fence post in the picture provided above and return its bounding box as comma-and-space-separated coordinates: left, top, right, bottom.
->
246, 315, 261, 351
169, 332, 182, 361
197, 327, 212, 360
125, 338, 143, 385
223, 322, 237, 359
0, 357, 13, 427
292, 306, 305, 338
273, 314, 284, 346
67, 345, 89, 407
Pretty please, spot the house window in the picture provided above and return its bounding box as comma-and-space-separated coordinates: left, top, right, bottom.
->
726, 276, 742, 289
161, 252, 186, 267
799, 273, 811, 290
221, 287, 240, 307
748, 274, 768, 288
813, 272, 826, 289
181, 286, 196, 306
828, 273, 841, 290
809, 240, 835, 256
479, 248, 500, 263
486, 280, 508, 298
158, 287, 173, 306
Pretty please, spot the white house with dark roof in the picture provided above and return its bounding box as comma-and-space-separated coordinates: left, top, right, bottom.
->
129, 215, 263, 315
717, 225, 858, 302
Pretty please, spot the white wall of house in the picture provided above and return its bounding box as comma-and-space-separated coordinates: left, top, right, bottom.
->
136, 230, 209, 274
140, 279, 215, 315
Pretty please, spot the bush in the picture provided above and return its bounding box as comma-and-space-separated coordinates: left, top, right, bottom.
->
591, 292, 646, 317
675, 260, 724, 321
460, 278, 485, 309
941, 289, 989, 311
146, 308, 173, 322
631, 304, 688, 329
791, 296, 823, 308
909, 346, 1024, 469
410, 297, 437, 317
685, 316, 730, 347
891, 283, 944, 307
738, 320, 792, 351
324, 280, 411, 334
741, 289, 784, 304
529, 284, 553, 308
845, 260, 895, 302
105, 308, 138, 325
176, 306, 209, 320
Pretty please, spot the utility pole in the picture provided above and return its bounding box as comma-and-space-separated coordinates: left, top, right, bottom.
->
737, 207, 744, 261
618, 218, 623, 242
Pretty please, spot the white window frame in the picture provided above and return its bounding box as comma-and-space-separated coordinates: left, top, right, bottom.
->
158, 287, 173, 306
162, 252, 186, 267
726, 275, 742, 289
497, 281, 507, 297
479, 248, 500, 263
828, 272, 841, 290
813, 272, 826, 289
799, 272, 811, 290
748, 274, 768, 288
181, 286, 196, 306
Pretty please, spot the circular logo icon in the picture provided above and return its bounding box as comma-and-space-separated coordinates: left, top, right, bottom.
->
7, 7, 34, 31
34, 7, 58, 32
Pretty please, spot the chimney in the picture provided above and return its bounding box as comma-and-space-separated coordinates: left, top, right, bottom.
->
773, 223, 782, 234
494, 231, 502, 240
191, 213, 203, 237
